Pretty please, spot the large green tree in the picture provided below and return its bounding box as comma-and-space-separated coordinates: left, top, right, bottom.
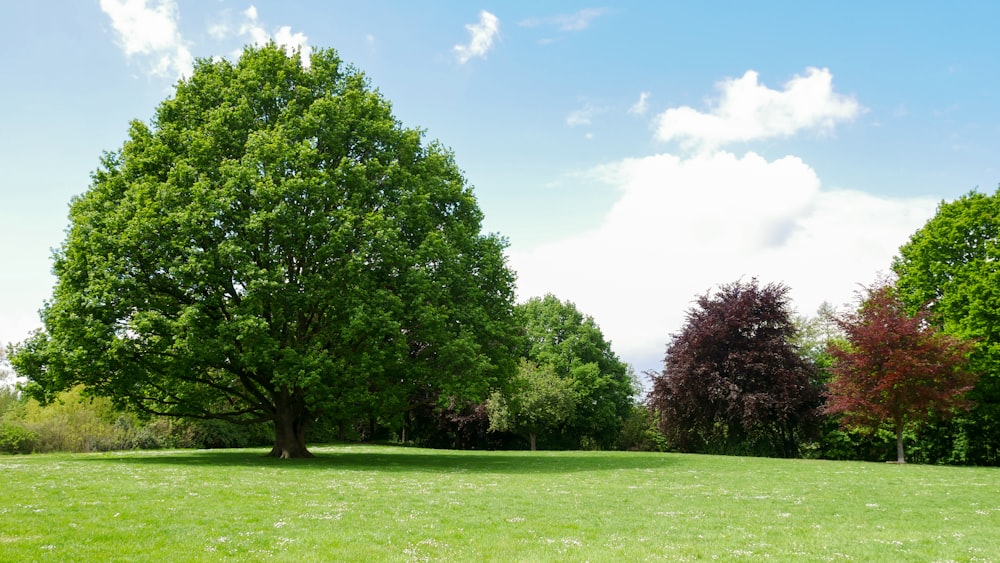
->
893, 188, 1000, 464
11, 44, 518, 458
516, 295, 636, 449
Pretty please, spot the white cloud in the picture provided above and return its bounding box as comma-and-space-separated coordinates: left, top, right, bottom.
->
239, 6, 270, 46
454, 11, 500, 64
655, 67, 862, 150
520, 8, 609, 31
554, 8, 609, 31
99, 0, 194, 79
508, 150, 936, 374
629, 91, 651, 115
207, 21, 230, 40
566, 106, 594, 127
238, 5, 311, 67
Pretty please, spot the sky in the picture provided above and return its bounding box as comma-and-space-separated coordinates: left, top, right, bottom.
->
1, 1, 998, 380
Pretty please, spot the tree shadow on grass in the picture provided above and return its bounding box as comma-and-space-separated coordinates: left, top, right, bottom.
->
80, 444, 677, 474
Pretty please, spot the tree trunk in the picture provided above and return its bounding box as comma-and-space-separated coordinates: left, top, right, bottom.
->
529, 432, 537, 451
895, 425, 906, 464
267, 389, 314, 459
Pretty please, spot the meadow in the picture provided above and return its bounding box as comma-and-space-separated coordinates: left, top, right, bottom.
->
1, 445, 998, 562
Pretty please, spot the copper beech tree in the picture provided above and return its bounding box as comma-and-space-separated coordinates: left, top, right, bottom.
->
648, 279, 822, 457
825, 281, 978, 463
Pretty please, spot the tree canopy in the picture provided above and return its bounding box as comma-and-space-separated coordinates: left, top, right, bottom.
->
893, 188, 1000, 464
486, 360, 577, 451
648, 279, 822, 457
10, 44, 518, 458
826, 281, 977, 463
516, 294, 636, 449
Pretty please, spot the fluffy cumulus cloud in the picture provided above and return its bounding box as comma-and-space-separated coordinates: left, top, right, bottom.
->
454, 11, 500, 64
656, 67, 862, 150
99, 0, 194, 79
237, 5, 311, 67
509, 68, 935, 373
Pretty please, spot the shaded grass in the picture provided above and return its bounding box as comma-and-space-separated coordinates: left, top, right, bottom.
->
1, 444, 998, 561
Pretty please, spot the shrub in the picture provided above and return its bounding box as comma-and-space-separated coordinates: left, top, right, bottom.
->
618, 405, 668, 452
0, 422, 37, 454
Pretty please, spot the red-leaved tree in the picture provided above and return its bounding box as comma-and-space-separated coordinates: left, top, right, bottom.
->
648, 279, 822, 457
826, 281, 979, 463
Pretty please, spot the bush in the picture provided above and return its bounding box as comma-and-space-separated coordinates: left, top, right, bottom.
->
3, 384, 272, 453
0, 422, 37, 454
15, 386, 126, 452
618, 405, 668, 452
167, 418, 272, 449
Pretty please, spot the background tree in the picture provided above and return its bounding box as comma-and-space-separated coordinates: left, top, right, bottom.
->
648, 279, 822, 457
893, 188, 1000, 464
486, 360, 577, 451
10, 44, 518, 458
825, 281, 978, 463
516, 295, 636, 449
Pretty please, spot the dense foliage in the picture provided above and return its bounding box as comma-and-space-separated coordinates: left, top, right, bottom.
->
515, 295, 636, 449
893, 188, 1000, 464
826, 281, 978, 463
10, 44, 518, 458
486, 360, 577, 450
648, 279, 822, 457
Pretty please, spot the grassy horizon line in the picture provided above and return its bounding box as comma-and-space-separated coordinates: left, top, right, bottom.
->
2, 444, 998, 561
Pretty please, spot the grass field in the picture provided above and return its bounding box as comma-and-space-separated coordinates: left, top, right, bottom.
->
1, 445, 998, 562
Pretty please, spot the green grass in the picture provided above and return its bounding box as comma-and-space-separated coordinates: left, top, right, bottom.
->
1, 445, 998, 561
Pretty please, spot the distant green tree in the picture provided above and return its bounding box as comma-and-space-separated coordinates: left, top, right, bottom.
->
486, 360, 577, 451
9, 44, 518, 458
893, 188, 1000, 464
0, 346, 18, 417
517, 295, 635, 449
791, 302, 841, 376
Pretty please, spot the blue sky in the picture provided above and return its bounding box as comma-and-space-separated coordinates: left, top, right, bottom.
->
1, 1, 998, 376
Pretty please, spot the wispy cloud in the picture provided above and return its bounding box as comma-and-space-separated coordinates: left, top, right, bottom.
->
655, 67, 862, 151
99, 0, 193, 79
454, 11, 500, 64
566, 104, 595, 127
629, 91, 651, 115
520, 8, 609, 31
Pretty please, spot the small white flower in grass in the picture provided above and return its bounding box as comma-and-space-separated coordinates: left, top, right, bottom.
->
776, 512, 791, 518
506, 517, 524, 523
274, 520, 287, 528
866, 503, 879, 508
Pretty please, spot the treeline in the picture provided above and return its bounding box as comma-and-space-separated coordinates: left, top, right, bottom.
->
645, 188, 1000, 466
0, 294, 645, 455
3, 45, 997, 464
